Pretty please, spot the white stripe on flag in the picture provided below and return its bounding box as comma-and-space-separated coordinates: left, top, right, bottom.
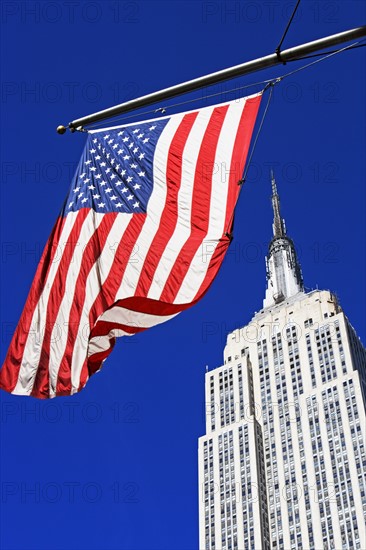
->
115, 114, 184, 299
87, 307, 179, 356
13, 213, 80, 395
68, 214, 133, 394
147, 106, 215, 299
174, 98, 246, 303
42, 211, 105, 395
98, 306, 178, 327
88, 329, 133, 357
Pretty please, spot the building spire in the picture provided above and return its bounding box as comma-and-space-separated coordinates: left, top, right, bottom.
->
263, 172, 304, 308
271, 170, 286, 238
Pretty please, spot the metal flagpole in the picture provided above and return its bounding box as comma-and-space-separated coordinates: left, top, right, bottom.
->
57, 25, 366, 134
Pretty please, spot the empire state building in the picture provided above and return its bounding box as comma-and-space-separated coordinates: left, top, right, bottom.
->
198, 175, 366, 550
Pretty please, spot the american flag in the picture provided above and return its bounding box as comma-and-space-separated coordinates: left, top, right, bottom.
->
0, 93, 262, 398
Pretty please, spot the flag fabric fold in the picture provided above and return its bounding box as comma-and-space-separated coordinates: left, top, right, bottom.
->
0, 92, 262, 398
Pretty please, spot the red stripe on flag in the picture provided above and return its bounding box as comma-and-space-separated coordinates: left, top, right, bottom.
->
193, 94, 262, 300
87, 214, 146, 325
0, 216, 66, 393
90, 320, 146, 338
78, 359, 90, 392
27, 209, 90, 397
159, 105, 229, 302
134, 112, 198, 297
111, 296, 194, 316
86, 338, 116, 378
76, 215, 146, 390
51, 213, 118, 396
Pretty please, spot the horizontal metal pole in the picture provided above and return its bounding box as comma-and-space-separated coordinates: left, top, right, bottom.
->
66, 25, 366, 131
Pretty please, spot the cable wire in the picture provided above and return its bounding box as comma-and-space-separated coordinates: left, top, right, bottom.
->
284, 41, 366, 62
83, 78, 271, 131
274, 39, 365, 81
223, 83, 276, 240
275, 0, 301, 61
242, 83, 275, 184
82, 38, 363, 133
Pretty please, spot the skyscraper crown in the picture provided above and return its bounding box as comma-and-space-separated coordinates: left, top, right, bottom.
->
263, 173, 303, 308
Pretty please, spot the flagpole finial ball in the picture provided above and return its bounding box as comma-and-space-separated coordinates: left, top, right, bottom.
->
57, 125, 67, 134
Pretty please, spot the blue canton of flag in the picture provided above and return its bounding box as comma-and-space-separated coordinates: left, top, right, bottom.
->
64, 119, 169, 215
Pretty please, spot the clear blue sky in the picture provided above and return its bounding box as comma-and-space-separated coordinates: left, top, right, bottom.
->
0, 2, 365, 549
